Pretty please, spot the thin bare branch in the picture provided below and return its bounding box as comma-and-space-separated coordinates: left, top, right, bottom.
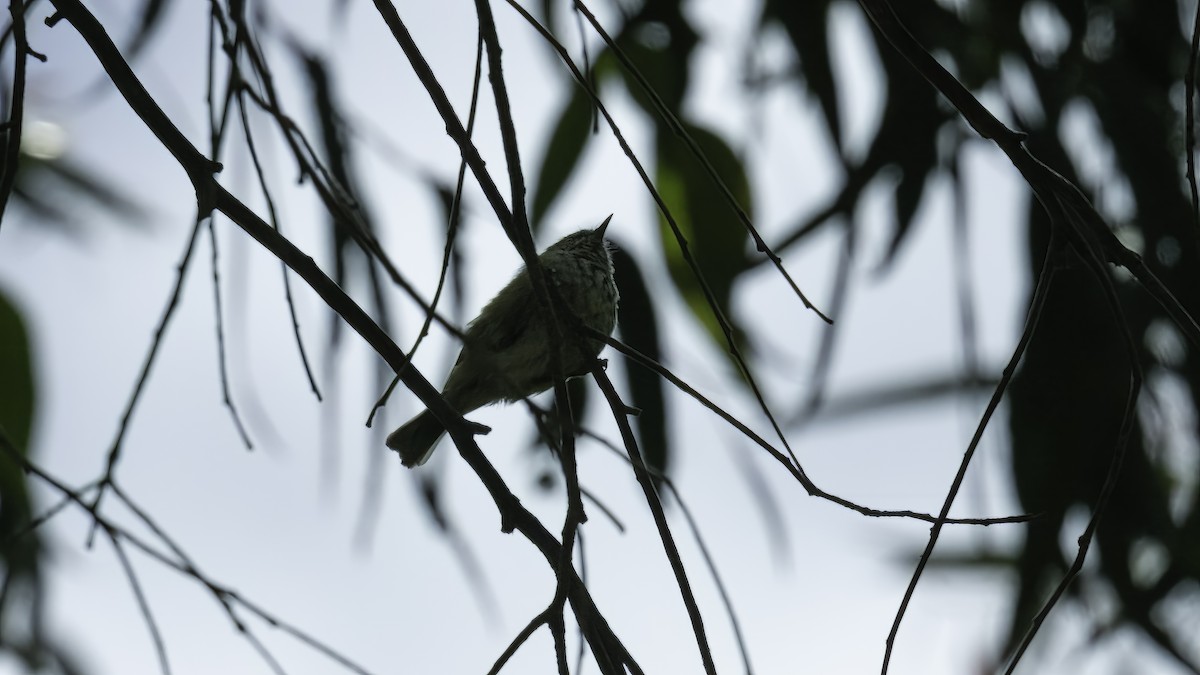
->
86, 216, 206, 545
206, 218, 254, 449
593, 364, 717, 675
467, 10, 590, 665
489, 606, 555, 675
230, 68, 322, 402
881, 231, 1058, 674
0, 432, 375, 675
602, 331, 1036, 526
365, 29, 484, 428
0, 0, 32, 229
106, 531, 172, 675
584, 426, 756, 675
2, 480, 98, 544
797, 220, 855, 418
1001, 199, 1144, 674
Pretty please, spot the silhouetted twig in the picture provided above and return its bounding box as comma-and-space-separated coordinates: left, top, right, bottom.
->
881, 233, 1058, 674
0, 0, 44, 228
206, 219, 254, 449
0, 430, 374, 675
231, 67, 323, 402
365, 30, 483, 429
593, 363, 718, 675
582, 425, 756, 675
107, 530, 172, 675
85, 216, 206, 545
602, 331, 1036, 526
797, 220, 855, 418
1001, 201, 1144, 675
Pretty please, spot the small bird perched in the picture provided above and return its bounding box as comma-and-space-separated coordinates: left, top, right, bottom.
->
386, 217, 619, 467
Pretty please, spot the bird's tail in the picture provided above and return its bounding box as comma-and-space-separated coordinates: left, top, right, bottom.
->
386, 410, 446, 467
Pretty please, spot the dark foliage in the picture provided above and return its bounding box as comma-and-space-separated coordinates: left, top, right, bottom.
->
531, 0, 1200, 668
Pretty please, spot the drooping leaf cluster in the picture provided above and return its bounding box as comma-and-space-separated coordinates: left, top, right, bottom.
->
529, 0, 1200, 668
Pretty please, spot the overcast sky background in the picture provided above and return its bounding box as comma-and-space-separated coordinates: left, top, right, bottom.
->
0, 1, 1188, 674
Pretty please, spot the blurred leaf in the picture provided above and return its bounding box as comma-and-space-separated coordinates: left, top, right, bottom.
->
858, 57, 943, 269
790, 370, 998, 427
656, 122, 752, 351
34, 158, 146, 221
760, 1, 946, 269
125, 0, 171, 60
531, 86, 595, 231
905, 550, 1016, 569
883, 165, 931, 266
11, 155, 146, 234
292, 46, 394, 355
294, 48, 360, 283
0, 290, 34, 454
12, 183, 74, 228
432, 182, 467, 317
0, 286, 38, 582
610, 244, 668, 479
539, 0, 557, 44
609, 2, 697, 114
939, 3, 1018, 91
1006, 199, 1183, 661
758, 0, 841, 150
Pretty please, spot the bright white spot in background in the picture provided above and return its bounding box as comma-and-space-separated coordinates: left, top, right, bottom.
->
20, 120, 68, 160
1021, 1, 1071, 65
1001, 56, 1045, 127
1129, 537, 1170, 589
1059, 99, 1137, 225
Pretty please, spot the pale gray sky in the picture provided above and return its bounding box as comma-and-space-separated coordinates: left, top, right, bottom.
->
1, 1, 1182, 674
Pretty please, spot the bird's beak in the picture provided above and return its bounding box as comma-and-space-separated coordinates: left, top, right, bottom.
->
596, 214, 613, 237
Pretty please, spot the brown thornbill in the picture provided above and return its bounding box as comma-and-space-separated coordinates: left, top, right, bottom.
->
386, 216, 619, 467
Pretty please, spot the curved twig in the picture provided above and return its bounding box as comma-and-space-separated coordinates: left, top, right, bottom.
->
602, 331, 1036, 527
1001, 197, 1145, 675
592, 364, 718, 675
881, 231, 1059, 673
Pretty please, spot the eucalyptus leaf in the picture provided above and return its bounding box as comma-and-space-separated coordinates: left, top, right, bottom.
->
531, 86, 595, 231
611, 244, 668, 479
656, 122, 752, 353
